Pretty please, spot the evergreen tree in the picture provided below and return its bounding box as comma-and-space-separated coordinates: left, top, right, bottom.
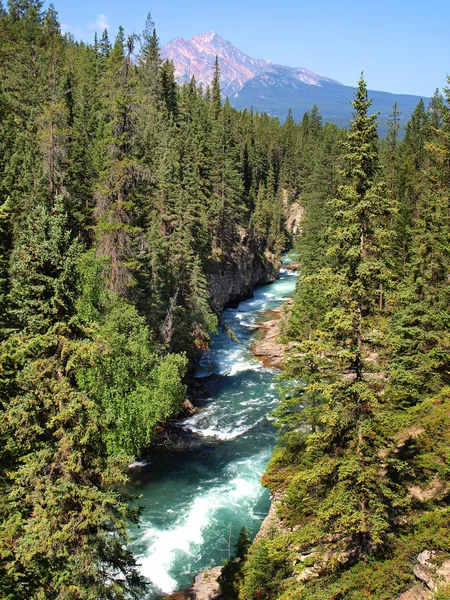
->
0, 199, 12, 337
212, 55, 221, 119
139, 12, 162, 103
160, 59, 178, 117
94, 29, 146, 296
388, 80, 450, 408
0, 327, 147, 599
9, 197, 81, 333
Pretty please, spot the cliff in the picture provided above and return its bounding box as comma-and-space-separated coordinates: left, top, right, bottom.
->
207, 242, 280, 312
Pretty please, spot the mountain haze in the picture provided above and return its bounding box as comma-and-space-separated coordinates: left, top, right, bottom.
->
162, 32, 429, 135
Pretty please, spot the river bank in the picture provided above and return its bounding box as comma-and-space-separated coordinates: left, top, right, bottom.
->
251, 299, 295, 369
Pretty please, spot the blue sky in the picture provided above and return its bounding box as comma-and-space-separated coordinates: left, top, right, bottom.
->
52, 0, 449, 97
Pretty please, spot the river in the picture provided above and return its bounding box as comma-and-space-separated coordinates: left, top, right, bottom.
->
127, 257, 297, 597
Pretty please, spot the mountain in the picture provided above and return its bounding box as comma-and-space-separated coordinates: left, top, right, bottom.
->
161, 32, 429, 136
162, 31, 340, 97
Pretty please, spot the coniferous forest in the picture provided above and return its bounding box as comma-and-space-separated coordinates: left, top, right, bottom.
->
1, 2, 450, 599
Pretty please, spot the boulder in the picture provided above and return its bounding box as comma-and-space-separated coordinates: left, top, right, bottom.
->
191, 567, 223, 600
397, 586, 430, 600
412, 550, 450, 592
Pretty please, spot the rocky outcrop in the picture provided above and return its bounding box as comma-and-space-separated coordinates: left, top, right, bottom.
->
191, 567, 223, 600
285, 199, 304, 237
254, 492, 287, 542
413, 551, 450, 592
251, 300, 297, 369
207, 243, 280, 312
395, 551, 450, 600
166, 567, 223, 600
397, 586, 430, 600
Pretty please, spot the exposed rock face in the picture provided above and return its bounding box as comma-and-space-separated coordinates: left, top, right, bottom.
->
191, 567, 223, 600
207, 244, 280, 312
397, 586, 430, 600
413, 550, 450, 591
395, 550, 450, 599
251, 301, 296, 369
166, 567, 223, 600
254, 492, 286, 542
285, 200, 304, 237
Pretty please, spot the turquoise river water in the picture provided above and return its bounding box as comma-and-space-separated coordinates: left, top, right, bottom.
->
127, 257, 297, 597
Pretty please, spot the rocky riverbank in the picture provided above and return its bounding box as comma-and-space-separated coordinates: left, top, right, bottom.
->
250, 299, 295, 369
166, 567, 223, 600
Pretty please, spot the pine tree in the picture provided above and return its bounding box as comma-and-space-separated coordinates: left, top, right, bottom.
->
212, 55, 221, 119
0, 199, 12, 337
161, 59, 178, 117
9, 197, 81, 334
0, 327, 147, 599
388, 79, 450, 408
209, 98, 245, 259
139, 12, 162, 103
94, 28, 147, 296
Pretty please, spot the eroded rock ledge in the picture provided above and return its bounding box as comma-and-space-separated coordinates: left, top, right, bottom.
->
251, 300, 295, 369
166, 566, 223, 600
207, 242, 280, 312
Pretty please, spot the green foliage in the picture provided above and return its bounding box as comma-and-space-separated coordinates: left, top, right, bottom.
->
9, 197, 82, 333
75, 300, 186, 456
0, 325, 147, 599
219, 527, 251, 600
11, 5, 450, 598
241, 534, 292, 600
0, 198, 12, 337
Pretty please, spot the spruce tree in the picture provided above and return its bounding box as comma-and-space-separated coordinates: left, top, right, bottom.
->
212, 55, 221, 119
0, 327, 147, 599
139, 12, 162, 103
94, 28, 145, 296
0, 199, 12, 338
9, 197, 81, 334
388, 79, 450, 408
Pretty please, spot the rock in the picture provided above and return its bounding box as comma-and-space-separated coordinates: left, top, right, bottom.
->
207, 243, 280, 312
251, 300, 297, 369
437, 559, 450, 582
191, 566, 223, 600
166, 566, 223, 600
412, 550, 450, 592
414, 551, 438, 590
254, 493, 287, 542
296, 566, 320, 581
396, 586, 430, 600
182, 399, 197, 415
409, 478, 450, 504
285, 200, 304, 237
166, 590, 193, 600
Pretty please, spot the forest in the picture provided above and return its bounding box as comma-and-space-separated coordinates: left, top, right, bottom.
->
0, 1, 449, 599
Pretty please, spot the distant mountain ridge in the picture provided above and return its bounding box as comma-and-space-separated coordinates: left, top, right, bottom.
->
162, 31, 340, 97
161, 32, 430, 136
